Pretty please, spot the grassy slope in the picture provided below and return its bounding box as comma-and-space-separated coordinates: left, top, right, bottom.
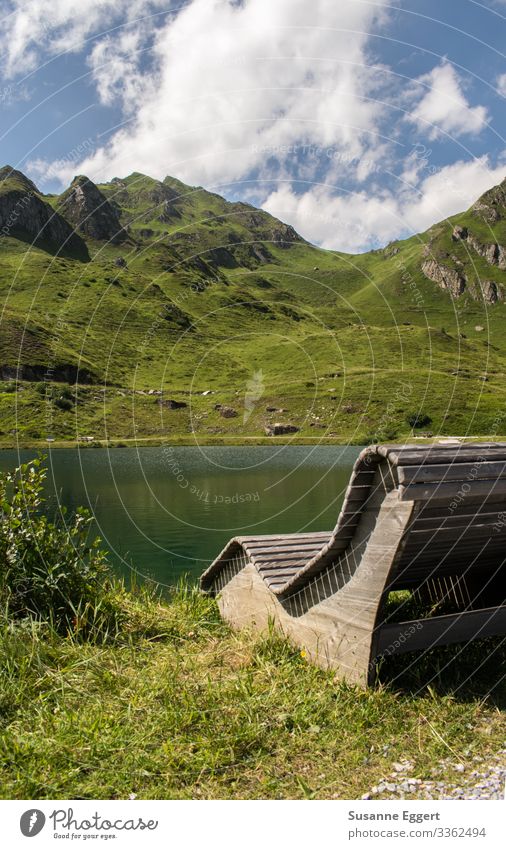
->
1, 586, 504, 800
1, 171, 506, 444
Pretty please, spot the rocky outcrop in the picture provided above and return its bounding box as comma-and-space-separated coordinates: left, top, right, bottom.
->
452, 225, 506, 270
471, 177, 506, 224
153, 185, 182, 223
270, 224, 300, 247
452, 225, 468, 241
57, 176, 127, 243
479, 280, 503, 304
470, 237, 506, 269
421, 259, 466, 298
206, 246, 238, 268
0, 177, 87, 257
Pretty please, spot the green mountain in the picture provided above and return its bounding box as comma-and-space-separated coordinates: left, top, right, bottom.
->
1, 165, 506, 445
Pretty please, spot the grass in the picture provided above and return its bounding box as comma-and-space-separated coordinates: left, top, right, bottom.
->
1, 169, 506, 445
0, 583, 505, 800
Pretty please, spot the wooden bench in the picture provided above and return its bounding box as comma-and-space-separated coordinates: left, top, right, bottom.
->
200, 443, 506, 686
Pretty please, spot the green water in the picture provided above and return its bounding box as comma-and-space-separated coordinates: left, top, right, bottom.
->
0, 446, 361, 588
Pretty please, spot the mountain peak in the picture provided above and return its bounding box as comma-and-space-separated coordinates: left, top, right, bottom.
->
57, 175, 128, 243
0, 166, 40, 195
471, 174, 506, 224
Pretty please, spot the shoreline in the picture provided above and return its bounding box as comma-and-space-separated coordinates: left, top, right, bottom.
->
1, 434, 504, 450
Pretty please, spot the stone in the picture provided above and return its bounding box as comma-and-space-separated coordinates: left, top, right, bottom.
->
156, 398, 187, 409
264, 422, 299, 436
219, 406, 238, 418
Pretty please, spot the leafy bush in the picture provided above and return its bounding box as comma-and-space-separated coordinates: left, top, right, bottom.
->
54, 396, 73, 411
0, 458, 121, 635
407, 412, 432, 429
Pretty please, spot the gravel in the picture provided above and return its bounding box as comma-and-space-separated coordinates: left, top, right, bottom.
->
361, 748, 506, 800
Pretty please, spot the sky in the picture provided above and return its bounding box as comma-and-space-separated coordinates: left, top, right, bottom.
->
1, 0, 505, 252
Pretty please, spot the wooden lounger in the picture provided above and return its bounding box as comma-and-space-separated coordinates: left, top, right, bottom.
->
200, 443, 506, 686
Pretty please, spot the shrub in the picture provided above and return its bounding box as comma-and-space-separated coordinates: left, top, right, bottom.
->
0, 458, 120, 635
407, 412, 432, 429
54, 396, 73, 411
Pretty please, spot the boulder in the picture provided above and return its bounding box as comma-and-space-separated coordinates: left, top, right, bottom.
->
156, 398, 187, 409
264, 422, 299, 436
219, 406, 238, 418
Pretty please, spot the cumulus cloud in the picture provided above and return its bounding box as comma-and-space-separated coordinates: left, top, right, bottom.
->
496, 73, 506, 97
0, 0, 168, 77
25, 0, 389, 188
407, 61, 488, 139
262, 155, 506, 252
7, 0, 504, 252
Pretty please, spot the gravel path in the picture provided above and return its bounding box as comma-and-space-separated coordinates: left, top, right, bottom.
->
361, 748, 506, 800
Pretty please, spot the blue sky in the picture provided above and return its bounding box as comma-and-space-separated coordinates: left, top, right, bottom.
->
1, 0, 505, 251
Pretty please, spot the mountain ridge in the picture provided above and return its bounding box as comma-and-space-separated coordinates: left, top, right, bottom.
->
1, 164, 506, 444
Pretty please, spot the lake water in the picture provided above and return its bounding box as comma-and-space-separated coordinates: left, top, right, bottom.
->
0, 446, 362, 588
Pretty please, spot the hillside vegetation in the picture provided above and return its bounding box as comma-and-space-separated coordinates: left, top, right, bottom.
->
0, 459, 504, 800
1, 165, 506, 445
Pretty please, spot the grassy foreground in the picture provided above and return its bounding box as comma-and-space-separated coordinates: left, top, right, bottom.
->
1, 584, 505, 800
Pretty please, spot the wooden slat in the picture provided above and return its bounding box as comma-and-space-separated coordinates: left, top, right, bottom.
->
254, 556, 316, 569
393, 448, 506, 466
413, 510, 506, 527
375, 605, 506, 655
399, 478, 506, 502
244, 542, 328, 555
406, 525, 504, 544
238, 532, 329, 545
401, 537, 503, 558
257, 567, 300, 578
413, 503, 506, 523
398, 461, 506, 485
350, 470, 377, 485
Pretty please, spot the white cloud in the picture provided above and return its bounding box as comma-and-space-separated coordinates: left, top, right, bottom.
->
25, 0, 389, 188
8, 0, 504, 254
497, 73, 506, 97
262, 155, 506, 252
407, 62, 488, 139
1, 0, 167, 78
